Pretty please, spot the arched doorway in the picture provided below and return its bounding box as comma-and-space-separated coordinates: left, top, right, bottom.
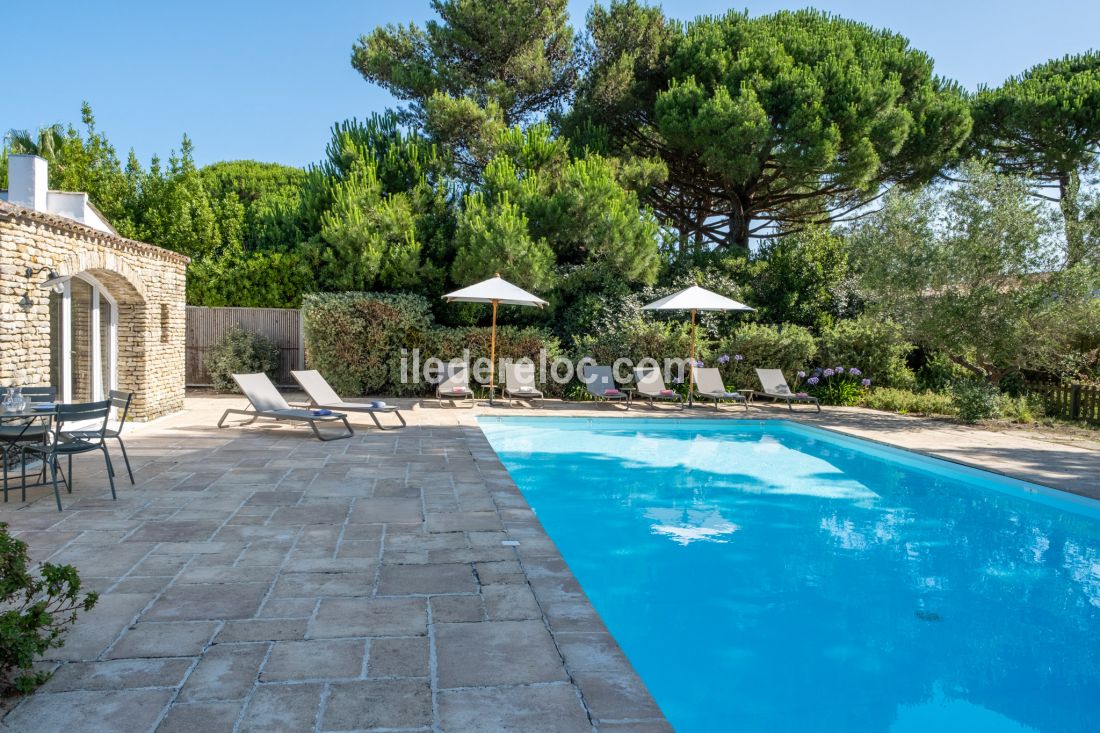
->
48, 272, 118, 402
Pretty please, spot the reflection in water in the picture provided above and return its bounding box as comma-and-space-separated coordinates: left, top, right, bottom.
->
481, 419, 1100, 733
645, 506, 739, 545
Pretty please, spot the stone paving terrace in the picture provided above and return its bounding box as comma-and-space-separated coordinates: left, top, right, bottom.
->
2, 395, 1099, 732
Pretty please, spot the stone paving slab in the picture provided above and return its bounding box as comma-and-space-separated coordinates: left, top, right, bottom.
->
4, 394, 1097, 731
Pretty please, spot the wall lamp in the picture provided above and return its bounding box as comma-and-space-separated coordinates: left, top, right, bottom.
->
18, 266, 71, 309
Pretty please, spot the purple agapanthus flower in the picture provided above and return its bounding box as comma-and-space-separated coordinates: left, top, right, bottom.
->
806, 376, 820, 385
717, 354, 730, 365
734, 354, 744, 362
835, 366, 845, 374
861, 378, 872, 387
823, 368, 835, 378
695, 360, 704, 368
849, 367, 862, 376
797, 370, 806, 379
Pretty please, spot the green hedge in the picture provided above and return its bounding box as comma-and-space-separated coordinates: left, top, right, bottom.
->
302, 292, 433, 396
302, 292, 563, 396
713, 323, 817, 389
818, 315, 915, 389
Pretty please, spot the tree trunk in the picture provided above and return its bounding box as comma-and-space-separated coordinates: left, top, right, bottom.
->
1059, 169, 1084, 266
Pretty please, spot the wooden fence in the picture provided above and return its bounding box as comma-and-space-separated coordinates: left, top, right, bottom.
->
185, 306, 303, 387
1029, 382, 1100, 424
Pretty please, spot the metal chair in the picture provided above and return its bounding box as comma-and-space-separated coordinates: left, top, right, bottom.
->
22, 400, 116, 512
0, 385, 55, 502
64, 390, 135, 484
20, 386, 57, 403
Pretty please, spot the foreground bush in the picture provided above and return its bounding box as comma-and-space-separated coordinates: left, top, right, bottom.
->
714, 323, 817, 388
206, 326, 281, 392
302, 292, 433, 396
0, 524, 98, 695
801, 367, 868, 406
818, 315, 915, 389
573, 319, 696, 378
952, 381, 1002, 423
861, 387, 957, 416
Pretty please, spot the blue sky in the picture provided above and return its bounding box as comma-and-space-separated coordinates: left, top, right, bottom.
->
3, 0, 1097, 168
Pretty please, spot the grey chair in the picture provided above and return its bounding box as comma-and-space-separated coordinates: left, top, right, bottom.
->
22, 400, 116, 512
20, 386, 57, 403
0, 385, 54, 501
580, 365, 631, 407
64, 390, 135, 484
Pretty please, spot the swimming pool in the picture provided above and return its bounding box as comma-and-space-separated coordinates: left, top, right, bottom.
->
478, 418, 1100, 733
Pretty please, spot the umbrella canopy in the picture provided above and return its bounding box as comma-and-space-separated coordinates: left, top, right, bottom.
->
642, 285, 754, 404
641, 285, 752, 313
442, 275, 548, 307
442, 275, 547, 404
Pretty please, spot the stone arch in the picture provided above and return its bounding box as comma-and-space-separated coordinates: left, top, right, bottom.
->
57, 250, 149, 304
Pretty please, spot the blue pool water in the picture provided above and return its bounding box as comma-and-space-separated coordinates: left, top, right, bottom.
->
478, 418, 1100, 733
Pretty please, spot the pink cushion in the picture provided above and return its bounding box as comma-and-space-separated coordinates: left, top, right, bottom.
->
795, 392, 809, 397
603, 389, 622, 396
451, 387, 466, 393
659, 389, 675, 396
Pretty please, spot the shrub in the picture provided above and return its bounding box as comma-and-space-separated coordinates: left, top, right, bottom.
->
952, 380, 1001, 423
996, 393, 1048, 424
427, 325, 567, 397
302, 292, 434, 397
0, 523, 98, 695
818, 315, 915, 389
799, 367, 867, 406
860, 387, 957, 416
916, 352, 973, 392
572, 318, 696, 379
714, 323, 817, 389
205, 326, 281, 392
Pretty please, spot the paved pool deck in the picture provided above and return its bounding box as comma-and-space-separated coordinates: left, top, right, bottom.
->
1, 395, 1098, 732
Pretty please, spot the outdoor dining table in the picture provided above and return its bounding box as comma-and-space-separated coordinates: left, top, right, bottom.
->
0, 403, 60, 497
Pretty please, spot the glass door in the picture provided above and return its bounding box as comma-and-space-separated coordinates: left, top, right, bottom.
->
48, 274, 118, 403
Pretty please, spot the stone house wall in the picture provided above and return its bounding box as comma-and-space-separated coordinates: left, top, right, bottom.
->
0, 201, 189, 420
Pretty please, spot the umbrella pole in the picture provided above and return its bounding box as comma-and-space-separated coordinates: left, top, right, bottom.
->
689, 308, 696, 406
489, 299, 498, 405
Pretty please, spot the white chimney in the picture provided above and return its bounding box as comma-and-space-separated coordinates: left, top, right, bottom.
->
7, 154, 49, 211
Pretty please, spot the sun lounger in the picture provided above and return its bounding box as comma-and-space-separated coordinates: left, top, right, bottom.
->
503, 362, 544, 407
754, 368, 821, 412
692, 367, 748, 410
218, 373, 354, 440
581, 365, 631, 407
436, 361, 476, 408
291, 369, 406, 430
632, 367, 683, 409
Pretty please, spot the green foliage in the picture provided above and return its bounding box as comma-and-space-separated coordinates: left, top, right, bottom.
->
572, 4, 971, 252
352, 0, 577, 170
951, 380, 1001, 423
301, 292, 564, 396
748, 228, 852, 329
714, 323, 817, 388
997, 393, 1048, 424
302, 292, 434, 397
427, 325, 567, 396
851, 163, 1066, 384
452, 192, 556, 291
860, 387, 956, 416
186, 248, 313, 308
572, 319, 695, 375
0, 523, 97, 696
205, 327, 281, 392
818, 315, 915, 389
970, 51, 1100, 264
802, 369, 866, 407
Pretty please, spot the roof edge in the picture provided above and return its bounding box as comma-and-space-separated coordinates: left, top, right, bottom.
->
0, 200, 190, 266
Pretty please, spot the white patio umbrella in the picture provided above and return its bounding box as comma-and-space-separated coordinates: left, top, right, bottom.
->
442, 274, 548, 404
642, 285, 754, 404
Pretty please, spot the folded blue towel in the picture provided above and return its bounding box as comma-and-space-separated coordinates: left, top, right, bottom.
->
311, 409, 333, 416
